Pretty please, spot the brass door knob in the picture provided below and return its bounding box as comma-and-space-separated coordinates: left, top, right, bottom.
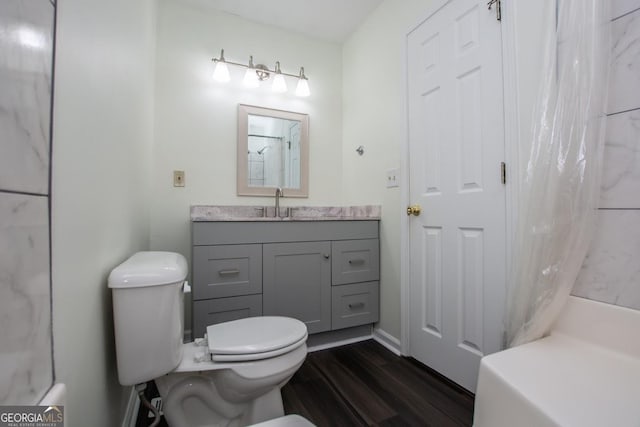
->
407, 205, 421, 216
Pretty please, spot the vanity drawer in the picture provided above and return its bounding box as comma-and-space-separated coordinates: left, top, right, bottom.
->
331, 281, 379, 330
331, 239, 379, 285
192, 244, 262, 300
192, 295, 262, 339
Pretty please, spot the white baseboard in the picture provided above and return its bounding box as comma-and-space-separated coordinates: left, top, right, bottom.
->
372, 328, 402, 356
122, 386, 139, 427
307, 334, 373, 352
306, 325, 373, 352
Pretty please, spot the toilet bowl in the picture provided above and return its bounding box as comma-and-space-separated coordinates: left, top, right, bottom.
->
156, 317, 308, 427
249, 415, 315, 427
108, 252, 310, 427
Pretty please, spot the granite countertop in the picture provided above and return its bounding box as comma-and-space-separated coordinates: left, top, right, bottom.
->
190, 205, 381, 222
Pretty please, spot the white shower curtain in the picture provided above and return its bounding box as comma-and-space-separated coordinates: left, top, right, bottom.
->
505, 0, 611, 347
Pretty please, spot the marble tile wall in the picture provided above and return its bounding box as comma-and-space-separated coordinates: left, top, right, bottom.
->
572, 1, 640, 311
0, 1, 53, 195
0, 0, 55, 404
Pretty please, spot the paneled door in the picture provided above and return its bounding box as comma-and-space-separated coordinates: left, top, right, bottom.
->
407, 0, 506, 392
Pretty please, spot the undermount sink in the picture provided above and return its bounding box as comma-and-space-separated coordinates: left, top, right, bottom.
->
190, 205, 381, 222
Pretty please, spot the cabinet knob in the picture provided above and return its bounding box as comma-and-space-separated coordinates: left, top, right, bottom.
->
323, 254, 330, 259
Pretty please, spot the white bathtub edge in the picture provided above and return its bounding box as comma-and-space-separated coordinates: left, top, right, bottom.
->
39, 383, 66, 407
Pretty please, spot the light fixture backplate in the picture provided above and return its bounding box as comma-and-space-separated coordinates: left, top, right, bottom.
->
255, 64, 270, 81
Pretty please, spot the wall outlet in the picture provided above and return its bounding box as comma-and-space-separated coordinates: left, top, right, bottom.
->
173, 170, 185, 187
386, 168, 399, 188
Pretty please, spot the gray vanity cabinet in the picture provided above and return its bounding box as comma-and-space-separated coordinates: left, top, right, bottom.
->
191, 243, 263, 338
193, 295, 262, 338
332, 281, 379, 329
331, 238, 380, 329
263, 242, 331, 334
191, 220, 380, 337
331, 239, 379, 285
192, 244, 262, 299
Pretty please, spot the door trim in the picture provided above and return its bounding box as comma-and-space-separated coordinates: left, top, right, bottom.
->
400, 0, 521, 355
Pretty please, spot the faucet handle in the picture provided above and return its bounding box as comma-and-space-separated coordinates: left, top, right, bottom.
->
278, 207, 290, 218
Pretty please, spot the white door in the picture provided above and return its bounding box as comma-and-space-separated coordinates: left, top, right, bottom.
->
407, 0, 506, 392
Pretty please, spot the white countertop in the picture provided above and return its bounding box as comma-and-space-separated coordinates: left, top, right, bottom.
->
190, 205, 381, 222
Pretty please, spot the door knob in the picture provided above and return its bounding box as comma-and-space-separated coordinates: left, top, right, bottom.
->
407, 205, 421, 216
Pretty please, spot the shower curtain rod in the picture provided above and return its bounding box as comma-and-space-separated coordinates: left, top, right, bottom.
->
248, 134, 284, 140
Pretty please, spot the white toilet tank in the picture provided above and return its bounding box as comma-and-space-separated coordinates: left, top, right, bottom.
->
108, 251, 188, 386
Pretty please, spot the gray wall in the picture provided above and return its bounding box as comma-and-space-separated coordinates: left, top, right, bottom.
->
0, 0, 55, 404
573, 1, 640, 310
51, 0, 156, 424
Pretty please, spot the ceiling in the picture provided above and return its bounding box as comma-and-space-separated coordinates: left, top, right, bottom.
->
179, 0, 384, 43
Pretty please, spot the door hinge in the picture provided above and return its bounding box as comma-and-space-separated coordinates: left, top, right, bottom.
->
500, 162, 506, 184
487, 0, 501, 21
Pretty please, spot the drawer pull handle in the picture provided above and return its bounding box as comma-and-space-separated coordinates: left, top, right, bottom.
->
323, 254, 330, 259
348, 259, 365, 265
348, 302, 365, 309
218, 269, 240, 276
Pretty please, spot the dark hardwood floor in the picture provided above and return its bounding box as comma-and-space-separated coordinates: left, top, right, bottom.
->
137, 340, 474, 426
282, 340, 475, 426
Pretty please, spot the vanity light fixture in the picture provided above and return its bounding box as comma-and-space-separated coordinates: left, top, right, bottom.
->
243, 56, 259, 88
212, 49, 230, 83
211, 49, 310, 97
272, 61, 287, 93
295, 67, 310, 97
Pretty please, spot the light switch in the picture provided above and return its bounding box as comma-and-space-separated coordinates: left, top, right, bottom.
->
173, 170, 185, 187
386, 168, 399, 188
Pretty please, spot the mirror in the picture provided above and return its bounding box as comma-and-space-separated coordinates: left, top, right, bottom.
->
237, 104, 309, 197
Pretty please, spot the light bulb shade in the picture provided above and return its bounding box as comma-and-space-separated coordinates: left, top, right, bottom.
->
295, 78, 310, 97
272, 74, 287, 93
243, 68, 259, 88
212, 61, 230, 83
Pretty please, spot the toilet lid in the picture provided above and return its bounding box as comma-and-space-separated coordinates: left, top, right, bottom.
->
207, 316, 307, 356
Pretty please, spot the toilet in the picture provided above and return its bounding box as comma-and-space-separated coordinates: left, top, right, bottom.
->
108, 251, 313, 427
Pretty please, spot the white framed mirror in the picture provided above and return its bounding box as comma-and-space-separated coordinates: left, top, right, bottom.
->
237, 104, 309, 197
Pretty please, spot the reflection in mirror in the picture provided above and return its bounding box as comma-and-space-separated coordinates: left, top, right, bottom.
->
237, 105, 309, 197
248, 115, 300, 188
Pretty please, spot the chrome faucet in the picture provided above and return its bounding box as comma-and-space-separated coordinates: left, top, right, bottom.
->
275, 187, 284, 217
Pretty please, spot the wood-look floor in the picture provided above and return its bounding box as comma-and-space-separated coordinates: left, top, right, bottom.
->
282, 340, 474, 426
137, 340, 474, 427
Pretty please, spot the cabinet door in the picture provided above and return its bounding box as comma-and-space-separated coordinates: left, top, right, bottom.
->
331, 239, 380, 285
192, 244, 262, 300
192, 295, 262, 339
263, 241, 331, 334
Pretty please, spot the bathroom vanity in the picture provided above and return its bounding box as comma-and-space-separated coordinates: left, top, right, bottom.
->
190, 206, 381, 338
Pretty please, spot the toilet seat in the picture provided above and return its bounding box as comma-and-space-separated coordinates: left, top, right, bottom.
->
207, 316, 307, 362
211, 334, 307, 362
173, 342, 307, 379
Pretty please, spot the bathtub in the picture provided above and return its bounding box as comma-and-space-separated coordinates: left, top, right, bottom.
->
39, 383, 66, 407
473, 296, 640, 427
